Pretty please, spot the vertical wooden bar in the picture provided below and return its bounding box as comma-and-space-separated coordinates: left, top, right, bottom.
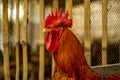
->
22, 0, 28, 80
53, 0, 58, 10
119, 45, 120, 63
84, 0, 91, 65
15, 0, 20, 80
52, 0, 58, 78
3, 0, 11, 80
65, 0, 72, 18
39, 0, 45, 80
102, 0, 108, 65
119, 44, 120, 63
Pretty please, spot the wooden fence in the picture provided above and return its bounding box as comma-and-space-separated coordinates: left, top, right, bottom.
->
1, 0, 120, 80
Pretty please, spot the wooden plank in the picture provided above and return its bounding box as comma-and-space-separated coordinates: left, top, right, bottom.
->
84, 0, 91, 65
52, 0, 59, 78
39, 0, 45, 80
15, 0, 20, 80
39, 46, 45, 80
3, 0, 11, 80
15, 45, 19, 80
53, 0, 58, 10
119, 45, 120, 62
65, 0, 72, 18
102, 0, 108, 65
22, 45, 27, 80
22, 0, 28, 80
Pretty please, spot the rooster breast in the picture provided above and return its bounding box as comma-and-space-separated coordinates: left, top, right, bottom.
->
53, 29, 87, 79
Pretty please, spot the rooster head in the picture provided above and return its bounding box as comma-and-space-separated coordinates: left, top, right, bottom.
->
44, 8, 72, 52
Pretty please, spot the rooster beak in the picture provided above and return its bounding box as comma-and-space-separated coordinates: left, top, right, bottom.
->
43, 28, 51, 32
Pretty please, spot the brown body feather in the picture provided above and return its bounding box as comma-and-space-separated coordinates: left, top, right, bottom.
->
53, 29, 120, 80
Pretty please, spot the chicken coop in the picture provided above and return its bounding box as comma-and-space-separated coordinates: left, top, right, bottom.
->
0, 0, 120, 80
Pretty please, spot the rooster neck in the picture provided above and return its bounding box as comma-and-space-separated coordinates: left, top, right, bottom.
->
53, 29, 99, 80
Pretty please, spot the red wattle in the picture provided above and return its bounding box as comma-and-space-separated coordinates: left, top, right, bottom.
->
46, 29, 63, 52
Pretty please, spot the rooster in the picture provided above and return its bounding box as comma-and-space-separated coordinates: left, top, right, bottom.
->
44, 8, 120, 80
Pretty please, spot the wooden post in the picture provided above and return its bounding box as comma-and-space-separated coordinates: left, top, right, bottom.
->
102, 0, 108, 65
3, 0, 11, 80
53, 0, 58, 10
119, 43, 120, 63
52, 0, 59, 78
15, 0, 20, 80
39, 0, 45, 80
65, 0, 72, 19
22, 0, 28, 80
84, 0, 91, 65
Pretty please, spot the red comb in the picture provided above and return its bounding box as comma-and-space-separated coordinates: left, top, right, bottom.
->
45, 8, 72, 28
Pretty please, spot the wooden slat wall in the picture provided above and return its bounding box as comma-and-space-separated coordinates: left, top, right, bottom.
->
84, 0, 108, 66
39, 0, 45, 80
53, 0, 58, 10
22, 0, 28, 80
119, 46, 120, 62
52, 0, 58, 78
65, 0, 72, 19
1, 0, 118, 80
84, 0, 91, 65
3, 0, 11, 80
102, 0, 108, 65
15, 0, 20, 80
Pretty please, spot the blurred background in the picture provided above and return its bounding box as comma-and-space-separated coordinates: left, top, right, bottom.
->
0, 0, 120, 80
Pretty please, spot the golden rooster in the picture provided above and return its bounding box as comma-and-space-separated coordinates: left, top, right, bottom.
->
44, 8, 120, 80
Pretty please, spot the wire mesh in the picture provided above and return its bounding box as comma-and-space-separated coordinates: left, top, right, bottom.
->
72, 2, 84, 45
0, 1, 3, 53
107, 0, 120, 64
90, 0, 102, 66
90, 0, 120, 66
